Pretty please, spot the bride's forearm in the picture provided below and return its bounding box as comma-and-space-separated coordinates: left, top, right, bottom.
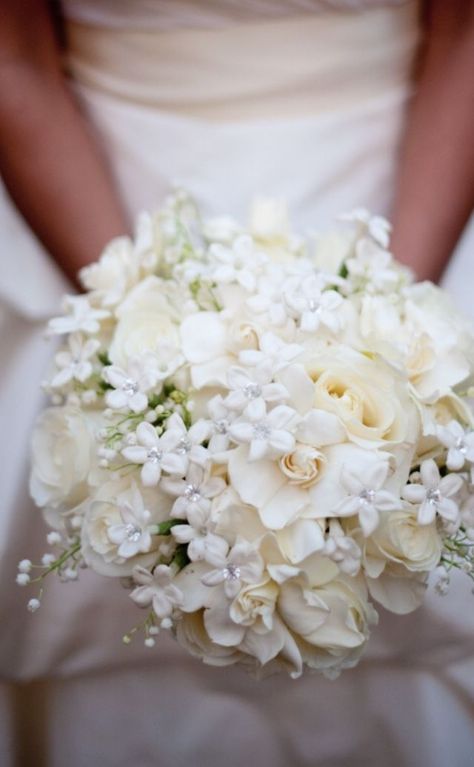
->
0, 2, 129, 286
390, 0, 474, 283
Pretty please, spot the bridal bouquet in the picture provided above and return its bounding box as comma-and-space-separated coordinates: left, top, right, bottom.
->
19, 193, 474, 678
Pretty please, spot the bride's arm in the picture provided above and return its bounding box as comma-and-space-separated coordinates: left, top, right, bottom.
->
390, 0, 474, 282
0, 0, 129, 285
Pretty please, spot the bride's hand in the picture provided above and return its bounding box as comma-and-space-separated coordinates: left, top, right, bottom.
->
390, 0, 474, 283
0, 0, 130, 286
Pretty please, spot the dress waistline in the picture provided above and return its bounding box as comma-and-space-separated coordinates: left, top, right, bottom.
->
64, 3, 421, 122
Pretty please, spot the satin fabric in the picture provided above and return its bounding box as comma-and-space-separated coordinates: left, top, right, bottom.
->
1, 3, 474, 766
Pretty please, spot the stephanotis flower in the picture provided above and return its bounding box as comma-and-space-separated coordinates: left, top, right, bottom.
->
160, 464, 226, 518
209, 234, 267, 292
284, 274, 343, 334
163, 413, 210, 470
205, 395, 237, 454
402, 459, 463, 526
437, 421, 474, 472
340, 208, 391, 249
324, 519, 362, 576
103, 356, 159, 413
238, 332, 303, 373
336, 461, 399, 536
229, 401, 298, 461
224, 365, 288, 418
48, 295, 109, 335
107, 487, 156, 558
122, 422, 187, 486
171, 506, 229, 564
201, 539, 265, 598
130, 564, 183, 619
51, 333, 100, 387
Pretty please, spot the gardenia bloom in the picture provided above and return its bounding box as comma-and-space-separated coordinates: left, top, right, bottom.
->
402, 459, 463, 525
171, 506, 229, 564
201, 539, 265, 598
229, 401, 298, 461
52, 333, 100, 388
48, 295, 109, 335
107, 489, 156, 558
437, 421, 474, 471
336, 461, 399, 536
130, 564, 183, 619
121, 422, 188, 486
160, 464, 226, 518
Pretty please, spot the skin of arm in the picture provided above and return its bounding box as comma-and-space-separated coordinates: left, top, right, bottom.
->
0, 0, 129, 286
390, 0, 474, 283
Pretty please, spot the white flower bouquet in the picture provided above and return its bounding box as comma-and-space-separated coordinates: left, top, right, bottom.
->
19, 193, 474, 678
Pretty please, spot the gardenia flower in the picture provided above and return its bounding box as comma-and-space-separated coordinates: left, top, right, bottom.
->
171, 505, 229, 564
229, 401, 298, 461
437, 421, 474, 471
48, 295, 109, 335
402, 459, 463, 525
336, 461, 399, 536
51, 333, 100, 388
130, 564, 183, 619
121, 422, 188, 486
160, 464, 226, 518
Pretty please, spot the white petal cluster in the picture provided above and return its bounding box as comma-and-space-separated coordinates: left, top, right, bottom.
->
26, 192, 474, 679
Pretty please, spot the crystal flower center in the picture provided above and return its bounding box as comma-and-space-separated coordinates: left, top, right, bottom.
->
243, 383, 262, 400
214, 419, 228, 434
122, 378, 138, 394
359, 488, 376, 504
223, 564, 241, 581
184, 484, 201, 502
427, 488, 441, 505
253, 423, 271, 439
125, 524, 142, 542
147, 447, 163, 463
308, 299, 321, 313
176, 437, 192, 454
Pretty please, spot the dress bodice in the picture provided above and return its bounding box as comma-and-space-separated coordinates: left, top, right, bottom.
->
61, 0, 412, 30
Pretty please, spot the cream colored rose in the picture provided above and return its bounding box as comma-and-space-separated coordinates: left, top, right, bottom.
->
29, 406, 94, 511
109, 276, 180, 367
307, 349, 416, 447
279, 568, 377, 665
279, 443, 327, 488
176, 610, 243, 667
371, 507, 441, 573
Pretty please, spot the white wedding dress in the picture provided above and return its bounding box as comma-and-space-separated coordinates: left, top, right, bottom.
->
1, 2, 474, 766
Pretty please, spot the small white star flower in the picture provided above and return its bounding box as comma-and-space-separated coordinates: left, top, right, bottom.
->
229, 401, 298, 461
284, 275, 344, 334
107, 488, 155, 558
48, 295, 109, 335
171, 505, 229, 564
103, 356, 159, 413
210, 235, 267, 293
163, 413, 210, 470
52, 333, 100, 387
130, 564, 183, 619
201, 539, 265, 598
161, 463, 226, 518
122, 422, 187, 486
402, 459, 463, 526
337, 461, 399, 536
437, 421, 474, 472
224, 364, 288, 419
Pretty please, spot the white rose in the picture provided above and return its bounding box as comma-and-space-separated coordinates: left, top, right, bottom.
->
306, 347, 418, 448
176, 610, 243, 667
279, 564, 377, 672
279, 443, 327, 488
79, 237, 139, 307
81, 478, 172, 576
30, 406, 95, 511
109, 276, 180, 368
370, 507, 442, 573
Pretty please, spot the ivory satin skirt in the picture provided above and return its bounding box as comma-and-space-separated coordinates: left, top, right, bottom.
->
1, 4, 474, 766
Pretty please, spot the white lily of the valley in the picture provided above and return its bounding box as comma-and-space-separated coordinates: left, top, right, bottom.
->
229, 400, 298, 461
437, 421, 474, 472
48, 295, 109, 335
224, 364, 288, 419
130, 564, 183, 619
171, 505, 229, 564
402, 459, 463, 525
160, 463, 226, 518
52, 333, 100, 387
337, 461, 399, 536
107, 487, 156, 558
201, 538, 265, 598
122, 421, 187, 486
